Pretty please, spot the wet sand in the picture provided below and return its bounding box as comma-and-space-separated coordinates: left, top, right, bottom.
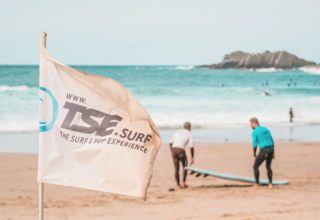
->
0, 142, 320, 220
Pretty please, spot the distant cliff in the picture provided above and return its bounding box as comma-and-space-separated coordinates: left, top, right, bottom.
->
198, 51, 317, 69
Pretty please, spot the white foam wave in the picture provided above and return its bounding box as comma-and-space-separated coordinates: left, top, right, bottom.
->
143, 95, 320, 129
300, 66, 320, 75
0, 121, 37, 133
0, 85, 30, 92
175, 65, 194, 70
248, 68, 283, 73
152, 113, 320, 130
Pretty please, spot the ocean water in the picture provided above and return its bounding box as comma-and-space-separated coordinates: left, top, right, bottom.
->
0, 65, 320, 152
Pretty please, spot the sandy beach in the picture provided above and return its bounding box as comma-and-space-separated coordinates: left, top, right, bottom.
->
1, 142, 320, 220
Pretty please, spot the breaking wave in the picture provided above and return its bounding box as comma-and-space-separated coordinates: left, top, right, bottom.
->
248, 68, 283, 73
174, 65, 194, 70
300, 66, 320, 75
0, 85, 31, 92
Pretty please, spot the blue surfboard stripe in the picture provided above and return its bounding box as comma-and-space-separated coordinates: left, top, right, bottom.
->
186, 167, 289, 185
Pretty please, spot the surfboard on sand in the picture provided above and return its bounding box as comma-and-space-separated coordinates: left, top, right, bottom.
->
186, 167, 289, 185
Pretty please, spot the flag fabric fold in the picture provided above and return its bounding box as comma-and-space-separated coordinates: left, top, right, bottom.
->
38, 36, 161, 199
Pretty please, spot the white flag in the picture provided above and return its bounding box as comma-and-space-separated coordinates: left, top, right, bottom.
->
37, 34, 161, 199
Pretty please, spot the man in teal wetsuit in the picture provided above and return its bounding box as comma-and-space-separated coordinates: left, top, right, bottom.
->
250, 117, 275, 189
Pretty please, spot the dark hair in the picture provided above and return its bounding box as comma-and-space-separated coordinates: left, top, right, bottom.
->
184, 121, 191, 129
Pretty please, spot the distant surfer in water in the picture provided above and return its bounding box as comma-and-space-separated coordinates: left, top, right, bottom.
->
262, 91, 271, 96
250, 117, 275, 189
289, 107, 294, 123
169, 122, 195, 188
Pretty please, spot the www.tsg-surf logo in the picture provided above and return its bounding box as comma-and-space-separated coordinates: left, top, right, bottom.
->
39, 87, 59, 132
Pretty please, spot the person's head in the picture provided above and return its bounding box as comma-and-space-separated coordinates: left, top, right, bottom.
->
249, 117, 259, 129
183, 121, 192, 131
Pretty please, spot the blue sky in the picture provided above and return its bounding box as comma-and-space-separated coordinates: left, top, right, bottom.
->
0, 0, 319, 65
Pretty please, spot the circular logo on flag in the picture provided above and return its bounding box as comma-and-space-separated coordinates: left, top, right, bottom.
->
39, 87, 59, 132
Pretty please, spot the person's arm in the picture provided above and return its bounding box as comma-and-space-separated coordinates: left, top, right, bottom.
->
169, 135, 174, 157
270, 132, 275, 158
252, 131, 258, 157
190, 147, 195, 164
253, 147, 257, 157
169, 143, 173, 153
189, 135, 195, 164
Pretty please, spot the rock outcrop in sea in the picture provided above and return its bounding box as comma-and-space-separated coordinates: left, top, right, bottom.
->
198, 51, 317, 69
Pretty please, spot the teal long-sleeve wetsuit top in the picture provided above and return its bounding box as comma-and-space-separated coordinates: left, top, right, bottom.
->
252, 126, 274, 149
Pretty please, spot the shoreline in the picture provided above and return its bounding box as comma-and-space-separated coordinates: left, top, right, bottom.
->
1, 123, 320, 154
1, 140, 320, 156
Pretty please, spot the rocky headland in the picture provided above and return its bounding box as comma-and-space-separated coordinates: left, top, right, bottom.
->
198, 51, 318, 69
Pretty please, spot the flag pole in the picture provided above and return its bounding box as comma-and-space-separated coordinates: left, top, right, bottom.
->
39, 32, 47, 220
41, 32, 47, 50
38, 182, 44, 220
